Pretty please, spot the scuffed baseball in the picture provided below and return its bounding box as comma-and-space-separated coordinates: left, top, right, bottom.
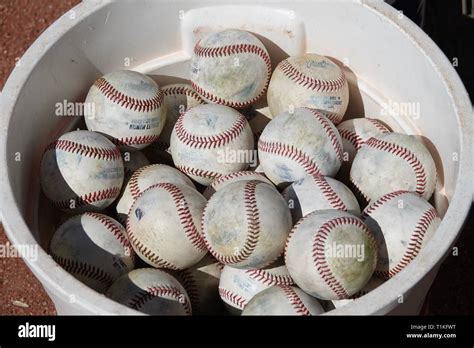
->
285, 210, 377, 300
191, 29, 271, 108
336, 118, 391, 182
362, 191, 441, 279
171, 254, 225, 315
126, 183, 207, 270
120, 147, 150, 182
152, 83, 206, 151
282, 174, 360, 222
258, 108, 343, 186
202, 180, 292, 269
242, 285, 325, 316
106, 268, 191, 315
170, 104, 254, 185
267, 53, 349, 124
40, 130, 124, 213
116, 164, 195, 219
50, 212, 134, 293
84, 71, 166, 149
202, 171, 274, 199
350, 132, 437, 202
218, 263, 294, 314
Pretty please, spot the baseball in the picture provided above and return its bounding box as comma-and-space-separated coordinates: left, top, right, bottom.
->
218, 263, 294, 314
153, 83, 206, 151
84, 70, 166, 149
106, 268, 191, 315
242, 285, 325, 316
191, 29, 271, 109
126, 183, 207, 270
120, 147, 150, 182
202, 170, 273, 199
258, 107, 343, 186
202, 180, 292, 269
40, 130, 124, 213
171, 254, 225, 315
267, 53, 349, 124
116, 164, 195, 220
350, 132, 437, 202
285, 210, 377, 300
330, 276, 385, 309
170, 104, 254, 185
49, 212, 135, 293
336, 118, 391, 182
282, 174, 361, 222
361, 191, 441, 279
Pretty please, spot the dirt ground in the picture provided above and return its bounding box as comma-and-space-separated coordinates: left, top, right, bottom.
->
0, 0, 472, 315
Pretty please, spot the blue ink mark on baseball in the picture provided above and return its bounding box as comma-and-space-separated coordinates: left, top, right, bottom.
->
135, 208, 144, 220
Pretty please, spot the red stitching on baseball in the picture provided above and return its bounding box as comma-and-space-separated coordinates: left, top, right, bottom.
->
204, 180, 261, 265
162, 85, 207, 105
258, 140, 322, 176
307, 108, 343, 162
84, 212, 134, 259
176, 165, 223, 181
174, 269, 200, 310
218, 287, 247, 309
52, 254, 114, 287
338, 127, 365, 151
366, 118, 391, 133
310, 174, 347, 211
361, 190, 409, 218
150, 182, 206, 251
337, 119, 390, 151
112, 134, 160, 146
128, 285, 191, 314
52, 186, 121, 210
279, 285, 311, 316
210, 171, 268, 190
175, 111, 248, 150
128, 164, 156, 201
322, 111, 341, 125
94, 77, 164, 112
192, 41, 271, 109
365, 137, 427, 196
45, 139, 121, 161
377, 207, 439, 279
279, 60, 346, 92
245, 269, 294, 286
312, 217, 377, 299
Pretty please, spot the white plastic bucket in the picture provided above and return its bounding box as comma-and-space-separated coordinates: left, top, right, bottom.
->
0, 0, 472, 315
